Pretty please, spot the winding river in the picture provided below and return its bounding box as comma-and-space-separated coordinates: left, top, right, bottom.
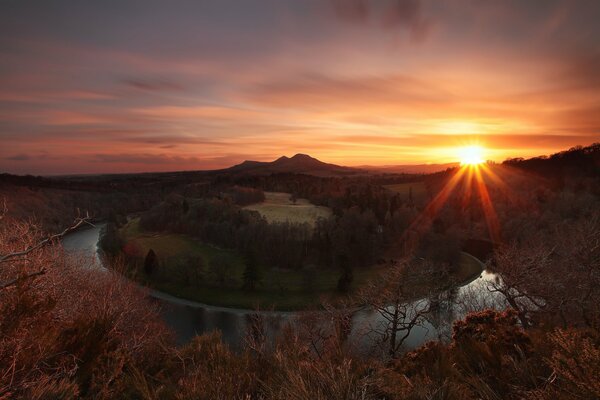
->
62, 223, 502, 351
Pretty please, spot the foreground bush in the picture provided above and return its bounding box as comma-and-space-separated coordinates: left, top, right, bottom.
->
1, 218, 599, 399
0, 218, 171, 399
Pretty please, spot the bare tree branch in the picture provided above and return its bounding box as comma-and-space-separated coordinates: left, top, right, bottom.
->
358, 259, 439, 358
0, 268, 46, 290
0, 198, 6, 221
0, 213, 93, 264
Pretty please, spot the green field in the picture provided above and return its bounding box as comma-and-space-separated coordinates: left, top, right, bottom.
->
121, 219, 232, 261
456, 252, 486, 285
244, 192, 332, 227
120, 218, 380, 309
384, 182, 428, 204
119, 218, 484, 310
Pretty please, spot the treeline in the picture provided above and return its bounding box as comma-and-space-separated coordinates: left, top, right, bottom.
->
0, 171, 213, 232
132, 184, 465, 271
0, 183, 164, 233
135, 195, 387, 270
0, 171, 206, 193
0, 169, 428, 235
221, 185, 265, 206
503, 142, 600, 179
220, 172, 430, 216
94, 169, 464, 277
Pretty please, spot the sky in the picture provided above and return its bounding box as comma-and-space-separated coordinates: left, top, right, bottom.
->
1, 0, 599, 175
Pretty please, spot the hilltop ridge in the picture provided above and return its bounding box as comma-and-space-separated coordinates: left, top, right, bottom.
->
222, 153, 362, 176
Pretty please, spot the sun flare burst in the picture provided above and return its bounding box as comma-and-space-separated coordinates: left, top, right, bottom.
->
458, 145, 485, 166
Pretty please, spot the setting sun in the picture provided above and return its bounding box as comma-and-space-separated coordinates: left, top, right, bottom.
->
459, 145, 485, 166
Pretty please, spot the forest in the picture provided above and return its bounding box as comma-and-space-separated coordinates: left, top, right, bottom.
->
0, 144, 599, 399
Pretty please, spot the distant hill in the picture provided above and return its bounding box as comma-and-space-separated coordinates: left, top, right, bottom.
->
503, 143, 600, 178
357, 163, 459, 174
219, 154, 459, 176
218, 153, 363, 176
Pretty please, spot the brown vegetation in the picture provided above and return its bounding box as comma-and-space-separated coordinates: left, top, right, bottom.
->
0, 217, 170, 399
1, 214, 599, 399
1, 144, 599, 398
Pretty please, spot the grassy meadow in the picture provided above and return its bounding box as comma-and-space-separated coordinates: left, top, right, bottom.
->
384, 181, 429, 205
243, 192, 332, 227
119, 217, 484, 310
120, 218, 379, 309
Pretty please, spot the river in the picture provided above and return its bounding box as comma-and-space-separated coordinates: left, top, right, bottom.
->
62, 223, 502, 351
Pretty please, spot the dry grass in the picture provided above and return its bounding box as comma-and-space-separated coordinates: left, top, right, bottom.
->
244, 192, 332, 227
0, 218, 171, 399
3, 216, 599, 399
383, 182, 428, 205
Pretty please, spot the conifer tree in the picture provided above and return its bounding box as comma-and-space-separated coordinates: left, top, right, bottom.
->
144, 248, 158, 275
242, 251, 261, 290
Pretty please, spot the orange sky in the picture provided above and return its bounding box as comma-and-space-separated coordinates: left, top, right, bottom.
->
1, 0, 599, 174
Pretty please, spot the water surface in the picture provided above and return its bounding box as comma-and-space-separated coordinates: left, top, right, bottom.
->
63, 223, 502, 350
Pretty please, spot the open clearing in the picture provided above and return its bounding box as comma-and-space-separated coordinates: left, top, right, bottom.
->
384, 181, 428, 205
244, 192, 332, 226
121, 219, 241, 269
120, 218, 377, 309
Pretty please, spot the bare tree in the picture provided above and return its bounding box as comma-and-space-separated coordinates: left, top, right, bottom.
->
489, 212, 600, 331
290, 299, 358, 361
487, 242, 552, 327
551, 214, 600, 331
0, 213, 170, 398
358, 259, 435, 358
0, 210, 92, 289
244, 312, 268, 356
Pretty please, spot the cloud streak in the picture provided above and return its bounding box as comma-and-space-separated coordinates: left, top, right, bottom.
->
330, 0, 431, 40
0, 0, 599, 174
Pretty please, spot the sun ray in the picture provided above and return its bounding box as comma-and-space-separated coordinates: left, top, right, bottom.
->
477, 163, 520, 207
461, 163, 475, 212
397, 143, 510, 258
478, 163, 507, 190
473, 165, 502, 243
399, 166, 468, 256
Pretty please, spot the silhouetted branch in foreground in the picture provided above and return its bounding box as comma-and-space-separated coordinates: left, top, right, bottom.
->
0, 212, 93, 289
0, 212, 93, 264
0, 198, 6, 221
0, 269, 46, 290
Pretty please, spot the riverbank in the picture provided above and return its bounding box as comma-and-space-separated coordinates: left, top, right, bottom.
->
116, 218, 484, 310
63, 222, 494, 348
149, 252, 483, 310
119, 219, 384, 310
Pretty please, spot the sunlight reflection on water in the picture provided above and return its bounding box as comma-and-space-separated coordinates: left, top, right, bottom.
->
63, 223, 504, 352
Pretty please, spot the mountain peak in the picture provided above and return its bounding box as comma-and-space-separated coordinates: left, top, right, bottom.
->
274, 155, 290, 163
279, 153, 322, 167
290, 153, 313, 160
220, 153, 362, 176
274, 154, 314, 164
240, 160, 258, 165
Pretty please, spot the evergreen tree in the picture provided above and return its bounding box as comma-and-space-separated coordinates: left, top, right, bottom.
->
107, 209, 118, 225
336, 254, 354, 293
242, 251, 261, 291
98, 223, 122, 256
144, 249, 158, 275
